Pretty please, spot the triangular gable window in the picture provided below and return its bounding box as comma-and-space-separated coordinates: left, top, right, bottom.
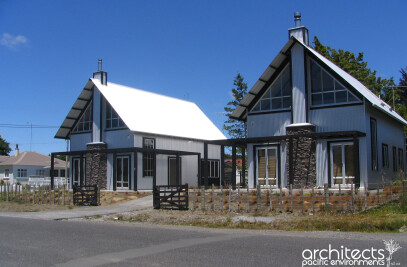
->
251, 64, 291, 112
105, 101, 125, 129
310, 60, 360, 106
72, 102, 92, 133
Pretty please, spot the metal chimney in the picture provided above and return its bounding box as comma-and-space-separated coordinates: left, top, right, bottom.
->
14, 144, 19, 157
93, 58, 107, 85
294, 12, 301, 27
98, 58, 102, 71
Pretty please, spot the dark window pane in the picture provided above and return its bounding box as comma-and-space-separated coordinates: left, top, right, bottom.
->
348, 92, 358, 102
311, 61, 322, 93
252, 102, 260, 112
272, 98, 282, 109
312, 93, 323, 105
271, 82, 281, 97
322, 71, 334, 92
323, 92, 334, 104
260, 99, 270, 111
262, 89, 271, 99
335, 91, 347, 103
282, 97, 291, 108
335, 80, 345, 90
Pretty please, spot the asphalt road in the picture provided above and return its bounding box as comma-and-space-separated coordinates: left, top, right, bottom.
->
0, 217, 406, 267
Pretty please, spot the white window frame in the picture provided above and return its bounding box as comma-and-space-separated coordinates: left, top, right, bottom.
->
35, 169, 45, 177
330, 142, 355, 187
256, 146, 279, 187
4, 169, 9, 178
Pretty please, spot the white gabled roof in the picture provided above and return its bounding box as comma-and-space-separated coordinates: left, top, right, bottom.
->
56, 79, 226, 141
232, 37, 407, 126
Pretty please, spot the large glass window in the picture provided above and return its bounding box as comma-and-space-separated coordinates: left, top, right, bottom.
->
36, 169, 45, 177
72, 103, 92, 133
143, 138, 155, 177
251, 65, 291, 112
331, 142, 355, 185
370, 118, 378, 171
310, 60, 360, 106
106, 101, 125, 129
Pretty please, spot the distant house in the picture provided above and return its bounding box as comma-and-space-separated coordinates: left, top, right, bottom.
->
223, 13, 406, 189
53, 61, 226, 190
0, 146, 68, 185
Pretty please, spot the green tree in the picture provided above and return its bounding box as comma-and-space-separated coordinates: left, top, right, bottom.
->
223, 73, 248, 139
0, 136, 11, 156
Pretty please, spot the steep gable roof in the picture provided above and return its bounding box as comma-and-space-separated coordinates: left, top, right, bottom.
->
56, 79, 226, 141
232, 37, 407, 125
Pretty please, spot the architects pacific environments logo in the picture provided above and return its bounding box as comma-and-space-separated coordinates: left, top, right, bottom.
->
301, 240, 402, 267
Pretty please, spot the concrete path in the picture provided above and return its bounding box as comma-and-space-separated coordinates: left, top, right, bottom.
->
0, 194, 153, 220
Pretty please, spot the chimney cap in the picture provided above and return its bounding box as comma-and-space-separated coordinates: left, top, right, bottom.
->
98, 59, 102, 71
294, 12, 301, 27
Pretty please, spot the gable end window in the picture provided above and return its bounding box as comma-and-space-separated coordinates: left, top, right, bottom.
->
106, 101, 125, 129
310, 60, 360, 106
251, 64, 291, 112
382, 144, 389, 169
72, 102, 92, 133
370, 118, 378, 171
143, 138, 155, 177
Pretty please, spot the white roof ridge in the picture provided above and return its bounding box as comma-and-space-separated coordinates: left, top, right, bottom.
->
91, 79, 196, 105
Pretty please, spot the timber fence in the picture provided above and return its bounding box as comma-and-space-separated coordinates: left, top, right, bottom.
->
189, 181, 407, 214
0, 183, 72, 205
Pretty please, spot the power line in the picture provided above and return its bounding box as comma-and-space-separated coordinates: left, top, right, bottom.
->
0, 123, 59, 129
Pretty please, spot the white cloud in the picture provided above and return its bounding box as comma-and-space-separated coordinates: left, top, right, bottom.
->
0, 33, 28, 49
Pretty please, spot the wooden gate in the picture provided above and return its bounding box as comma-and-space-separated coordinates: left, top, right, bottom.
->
153, 184, 188, 210
73, 185, 99, 206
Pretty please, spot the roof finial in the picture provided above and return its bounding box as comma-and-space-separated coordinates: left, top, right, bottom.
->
294, 12, 301, 27
98, 59, 102, 71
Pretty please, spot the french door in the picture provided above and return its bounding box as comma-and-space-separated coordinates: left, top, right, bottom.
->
116, 156, 130, 190
72, 157, 85, 186
330, 142, 355, 186
256, 146, 278, 187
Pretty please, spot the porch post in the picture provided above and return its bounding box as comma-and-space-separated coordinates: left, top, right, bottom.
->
176, 153, 180, 185
232, 145, 236, 190
133, 151, 137, 191
204, 142, 208, 189
113, 152, 117, 191
50, 153, 55, 190
289, 137, 294, 186
354, 136, 360, 187
220, 145, 225, 186
198, 153, 201, 187
241, 146, 246, 187
79, 156, 84, 186
153, 152, 157, 189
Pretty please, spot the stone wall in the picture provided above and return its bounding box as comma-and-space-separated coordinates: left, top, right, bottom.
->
286, 125, 316, 188
86, 143, 107, 190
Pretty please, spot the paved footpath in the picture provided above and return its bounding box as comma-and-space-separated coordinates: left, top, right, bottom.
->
0, 194, 153, 220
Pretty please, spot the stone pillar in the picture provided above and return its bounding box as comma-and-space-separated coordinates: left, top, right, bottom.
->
86, 143, 107, 189
286, 124, 316, 188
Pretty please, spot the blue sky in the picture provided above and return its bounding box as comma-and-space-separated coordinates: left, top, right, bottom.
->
1, 0, 406, 155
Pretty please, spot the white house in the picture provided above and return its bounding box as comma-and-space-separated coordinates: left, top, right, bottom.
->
209, 13, 406, 189
0, 146, 68, 185
53, 60, 226, 190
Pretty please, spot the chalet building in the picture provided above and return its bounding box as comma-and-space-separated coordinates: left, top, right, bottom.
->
208, 13, 406, 189
53, 60, 226, 190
